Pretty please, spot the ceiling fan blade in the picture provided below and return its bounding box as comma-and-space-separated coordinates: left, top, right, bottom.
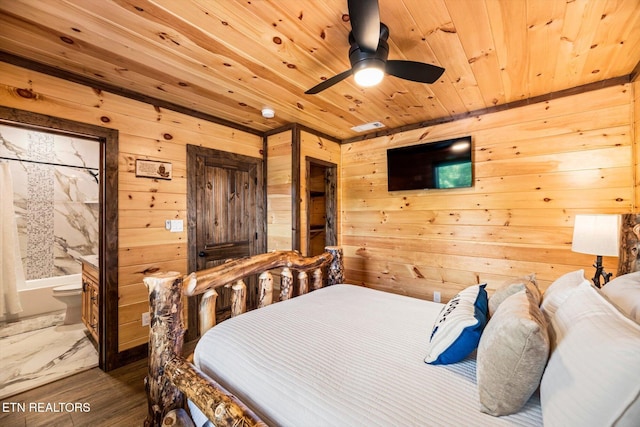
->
347, 0, 380, 52
305, 69, 353, 94
385, 60, 445, 84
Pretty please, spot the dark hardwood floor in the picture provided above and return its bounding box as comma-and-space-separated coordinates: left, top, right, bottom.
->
0, 341, 197, 427
0, 358, 148, 427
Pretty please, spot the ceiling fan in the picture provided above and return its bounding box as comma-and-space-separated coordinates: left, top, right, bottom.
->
305, 0, 445, 95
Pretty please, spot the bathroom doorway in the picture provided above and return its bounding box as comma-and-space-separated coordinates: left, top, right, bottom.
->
0, 106, 118, 396
0, 122, 100, 398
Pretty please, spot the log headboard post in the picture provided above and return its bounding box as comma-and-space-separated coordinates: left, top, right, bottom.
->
143, 271, 185, 427
326, 246, 344, 286
618, 213, 640, 276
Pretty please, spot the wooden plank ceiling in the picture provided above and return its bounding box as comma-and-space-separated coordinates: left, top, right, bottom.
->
1, 0, 639, 140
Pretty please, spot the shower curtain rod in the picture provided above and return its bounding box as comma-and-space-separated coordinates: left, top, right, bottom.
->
0, 156, 99, 183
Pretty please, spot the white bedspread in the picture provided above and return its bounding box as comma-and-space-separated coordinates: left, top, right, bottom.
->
192, 284, 542, 427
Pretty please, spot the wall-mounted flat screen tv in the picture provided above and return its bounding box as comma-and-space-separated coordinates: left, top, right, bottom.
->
387, 136, 472, 191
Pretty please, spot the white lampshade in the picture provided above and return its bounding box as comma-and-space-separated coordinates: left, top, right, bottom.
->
571, 214, 620, 256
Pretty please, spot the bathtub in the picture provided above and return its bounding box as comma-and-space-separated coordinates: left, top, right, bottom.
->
0, 274, 81, 322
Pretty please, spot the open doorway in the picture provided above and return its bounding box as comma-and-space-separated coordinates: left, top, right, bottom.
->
0, 106, 119, 377
305, 158, 337, 256
0, 123, 101, 398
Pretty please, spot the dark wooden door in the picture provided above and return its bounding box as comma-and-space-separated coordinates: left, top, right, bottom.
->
187, 145, 265, 338
197, 164, 253, 270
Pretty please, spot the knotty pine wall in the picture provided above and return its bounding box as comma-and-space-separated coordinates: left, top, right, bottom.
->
0, 62, 263, 352
266, 130, 293, 252
340, 83, 636, 302
2, 59, 636, 352
266, 128, 341, 254
635, 81, 640, 208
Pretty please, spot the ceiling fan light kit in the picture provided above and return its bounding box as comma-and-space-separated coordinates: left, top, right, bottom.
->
305, 0, 445, 95
350, 28, 388, 87
353, 63, 384, 87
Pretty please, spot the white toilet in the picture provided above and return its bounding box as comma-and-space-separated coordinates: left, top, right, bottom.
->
52, 284, 83, 325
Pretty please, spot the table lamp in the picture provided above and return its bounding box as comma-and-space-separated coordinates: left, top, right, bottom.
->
571, 214, 620, 288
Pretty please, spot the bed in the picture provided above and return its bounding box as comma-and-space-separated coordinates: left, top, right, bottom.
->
143, 215, 640, 427
190, 284, 542, 426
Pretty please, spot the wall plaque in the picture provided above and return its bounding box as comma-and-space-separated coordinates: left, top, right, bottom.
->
136, 159, 172, 180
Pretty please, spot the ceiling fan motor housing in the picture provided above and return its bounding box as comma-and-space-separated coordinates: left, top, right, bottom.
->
349, 33, 389, 74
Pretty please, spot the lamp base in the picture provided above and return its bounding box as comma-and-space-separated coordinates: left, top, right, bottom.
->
591, 255, 612, 288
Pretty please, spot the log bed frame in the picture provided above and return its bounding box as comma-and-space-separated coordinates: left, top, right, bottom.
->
143, 246, 344, 427
143, 213, 640, 427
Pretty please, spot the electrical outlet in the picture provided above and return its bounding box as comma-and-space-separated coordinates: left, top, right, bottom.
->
433, 291, 441, 303
142, 312, 150, 326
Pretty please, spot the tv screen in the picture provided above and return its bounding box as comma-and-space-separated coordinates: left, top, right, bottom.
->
387, 136, 472, 191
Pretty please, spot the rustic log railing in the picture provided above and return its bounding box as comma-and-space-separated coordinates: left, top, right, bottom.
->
143, 247, 344, 427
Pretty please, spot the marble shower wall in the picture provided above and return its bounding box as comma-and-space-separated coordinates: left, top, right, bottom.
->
0, 125, 99, 284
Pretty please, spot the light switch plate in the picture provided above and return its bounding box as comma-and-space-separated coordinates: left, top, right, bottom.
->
170, 219, 183, 232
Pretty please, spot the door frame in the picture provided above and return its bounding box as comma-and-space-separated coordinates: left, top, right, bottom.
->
0, 106, 119, 371
186, 144, 265, 341
305, 157, 338, 255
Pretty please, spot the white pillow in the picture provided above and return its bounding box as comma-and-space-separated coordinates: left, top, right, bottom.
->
540, 269, 589, 323
601, 271, 640, 323
540, 282, 640, 427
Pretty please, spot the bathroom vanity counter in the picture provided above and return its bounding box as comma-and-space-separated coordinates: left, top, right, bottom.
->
81, 258, 99, 345
81, 254, 99, 271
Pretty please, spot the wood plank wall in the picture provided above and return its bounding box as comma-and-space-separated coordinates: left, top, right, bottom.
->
340, 83, 635, 302
299, 130, 341, 256
266, 130, 293, 251
0, 62, 263, 352
2, 59, 637, 355
267, 128, 341, 254
635, 81, 640, 210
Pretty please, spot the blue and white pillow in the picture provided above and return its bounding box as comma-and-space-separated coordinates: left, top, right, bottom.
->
425, 284, 488, 365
